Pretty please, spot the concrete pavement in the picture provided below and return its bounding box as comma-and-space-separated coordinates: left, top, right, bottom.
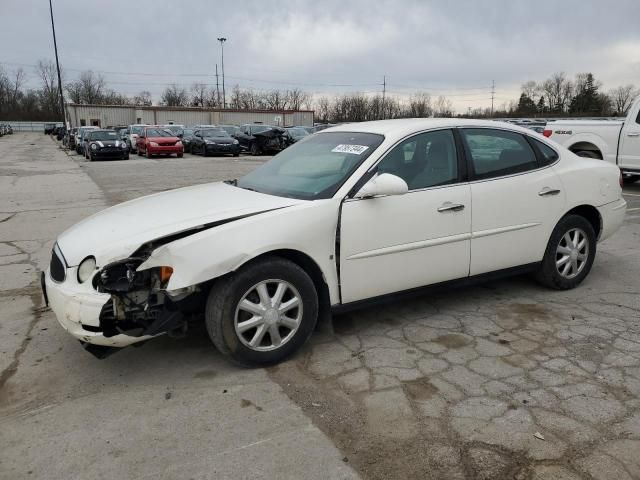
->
0, 133, 357, 480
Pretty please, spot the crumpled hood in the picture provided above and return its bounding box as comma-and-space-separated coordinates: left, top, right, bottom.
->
253, 128, 285, 139
57, 182, 303, 266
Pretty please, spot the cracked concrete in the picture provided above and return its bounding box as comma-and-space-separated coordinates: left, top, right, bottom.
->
2, 132, 640, 479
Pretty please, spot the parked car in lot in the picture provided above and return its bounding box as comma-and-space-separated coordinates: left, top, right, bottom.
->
219, 124, 240, 137
44, 118, 626, 364
75, 126, 99, 154
544, 96, 640, 182
44, 123, 56, 135
181, 128, 195, 153
190, 128, 240, 157
285, 126, 310, 143
235, 124, 288, 155
136, 126, 183, 158
83, 129, 129, 161
123, 124, 148, 153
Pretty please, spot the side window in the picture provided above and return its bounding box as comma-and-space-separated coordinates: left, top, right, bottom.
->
636, 109, 640, 125
376, 129, 458, 190
531, 138, 559, 166
461, 129, 538, 180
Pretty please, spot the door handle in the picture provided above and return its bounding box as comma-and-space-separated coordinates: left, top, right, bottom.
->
437, 202, 465, 212
538, 187, 561, 196
627, 132, 640, 137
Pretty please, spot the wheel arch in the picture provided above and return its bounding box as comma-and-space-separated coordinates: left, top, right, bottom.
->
564, 204, 602, 239
568, 141, 603, 159
235, 249, 332, 325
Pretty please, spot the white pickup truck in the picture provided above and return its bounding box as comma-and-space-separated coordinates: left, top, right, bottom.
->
544, 96, 640, 181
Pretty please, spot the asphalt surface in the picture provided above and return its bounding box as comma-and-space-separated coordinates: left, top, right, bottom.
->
2, 132, 640, 479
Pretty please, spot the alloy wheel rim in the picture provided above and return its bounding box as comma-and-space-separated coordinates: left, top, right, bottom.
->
556, 228, 589, 279
234, 279, 303, 352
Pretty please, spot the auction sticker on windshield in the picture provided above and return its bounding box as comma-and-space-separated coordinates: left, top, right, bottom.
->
331, 144, 370, 155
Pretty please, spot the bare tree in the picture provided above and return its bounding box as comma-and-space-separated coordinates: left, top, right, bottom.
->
434, 95, 453, 117
9, 68, 26, 108
408, 91, 432, 117
190, 82, 208, 107
542, 72, 573, 113
316, 96, 330, 122
160, 84, 188, 106
521, 80, 538, 101
133, 90, 152, 106
609, 85, 638, 115
286, 88, 311, 110
36, 59, 63, 117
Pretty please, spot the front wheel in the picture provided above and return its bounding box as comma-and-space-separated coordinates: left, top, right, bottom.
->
534, 214, 596, 290
250, 142, 261, 156
146, 149, 152, 159
177, 153, 183, 158
205, 257, 318, 366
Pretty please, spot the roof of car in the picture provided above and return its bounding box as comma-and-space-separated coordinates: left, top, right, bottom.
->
321, 118, 534, 137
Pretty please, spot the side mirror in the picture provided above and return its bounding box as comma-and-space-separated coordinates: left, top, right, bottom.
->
354, 173, 408, 199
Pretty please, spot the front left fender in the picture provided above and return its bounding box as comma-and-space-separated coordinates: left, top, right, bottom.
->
138, 200, 342, 304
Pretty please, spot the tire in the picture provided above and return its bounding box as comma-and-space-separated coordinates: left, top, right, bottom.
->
137, 148, 142, 156
177, 153, 183, 158
623, 175, 640, 184
146, 149, 152, 159
123, 154, 129, 160
250, 142, 261, 156
205, 257, 318, 366
233, 152, 239, 157
575, 150, 601, 159
88, 152, 93, 162
201, 145, 208, 157
534, 214, 596, 290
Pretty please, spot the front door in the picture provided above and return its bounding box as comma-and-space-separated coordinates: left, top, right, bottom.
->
459, 128, 566, 276
339, 129, 471, 304
619, 109, 640, 170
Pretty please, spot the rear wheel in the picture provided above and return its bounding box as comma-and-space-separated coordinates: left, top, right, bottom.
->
534, 214, 596, 290
250, 142, 261, 156
205, 257, 318, 366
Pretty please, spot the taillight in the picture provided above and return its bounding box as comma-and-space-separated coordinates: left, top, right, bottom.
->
543, 129, 552, 137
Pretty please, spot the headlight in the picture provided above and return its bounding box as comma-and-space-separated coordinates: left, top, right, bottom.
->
149, 141, 159, 147
176, 141, 182, 146
233, 139, 239, 144
77, 256, 96, 283
90, 143, 97, 150
205, 140, 214, 144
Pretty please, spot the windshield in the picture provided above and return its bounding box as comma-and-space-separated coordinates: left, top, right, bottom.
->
131, 126, 144, 135
90, 131, 118, 141
164, 126, 183, 134
287, 127, 309, 138
220, 125, 239, 135
202, 129, 228, 138
183, 128, 194, 136
251, 125, 272, 134
237, 132, 384, 200
145, 128, 173, 137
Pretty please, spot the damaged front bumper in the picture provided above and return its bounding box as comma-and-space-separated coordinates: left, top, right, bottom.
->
44, 266, 152, 349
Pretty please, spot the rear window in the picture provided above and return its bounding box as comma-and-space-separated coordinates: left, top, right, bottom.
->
461, 128, 538, 180
532, 138, 559, 166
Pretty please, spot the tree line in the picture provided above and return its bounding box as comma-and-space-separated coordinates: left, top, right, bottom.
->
0, 60, 638, 122
478, 72, 638, 119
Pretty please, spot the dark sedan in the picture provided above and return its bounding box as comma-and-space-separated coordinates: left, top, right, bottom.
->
85, 130, 130, 161
181, 128, 195, 153
191, 128, 240, 157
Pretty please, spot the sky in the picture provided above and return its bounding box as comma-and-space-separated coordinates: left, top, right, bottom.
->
1, 0, 639, 113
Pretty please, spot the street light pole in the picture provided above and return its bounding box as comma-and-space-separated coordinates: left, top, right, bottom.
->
217, 37, 227, 109
48, 0, 66, 126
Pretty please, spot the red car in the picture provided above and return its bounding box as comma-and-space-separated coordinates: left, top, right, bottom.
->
136, 126, 184, 158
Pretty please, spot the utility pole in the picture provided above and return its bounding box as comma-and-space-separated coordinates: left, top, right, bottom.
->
217, 37, 227, 108
215, 64, 220, 107
48, 0, 65, 126
381, 75, 386, 120
490, 80, 495, 117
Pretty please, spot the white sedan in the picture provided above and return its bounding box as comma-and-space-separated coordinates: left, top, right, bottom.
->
43, 119, 626, 364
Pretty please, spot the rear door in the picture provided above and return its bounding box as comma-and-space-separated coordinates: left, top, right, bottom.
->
460, 128, 566, 276
619, 108, 640, 170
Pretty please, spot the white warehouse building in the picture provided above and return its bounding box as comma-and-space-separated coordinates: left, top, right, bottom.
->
65, 104, 314, 128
